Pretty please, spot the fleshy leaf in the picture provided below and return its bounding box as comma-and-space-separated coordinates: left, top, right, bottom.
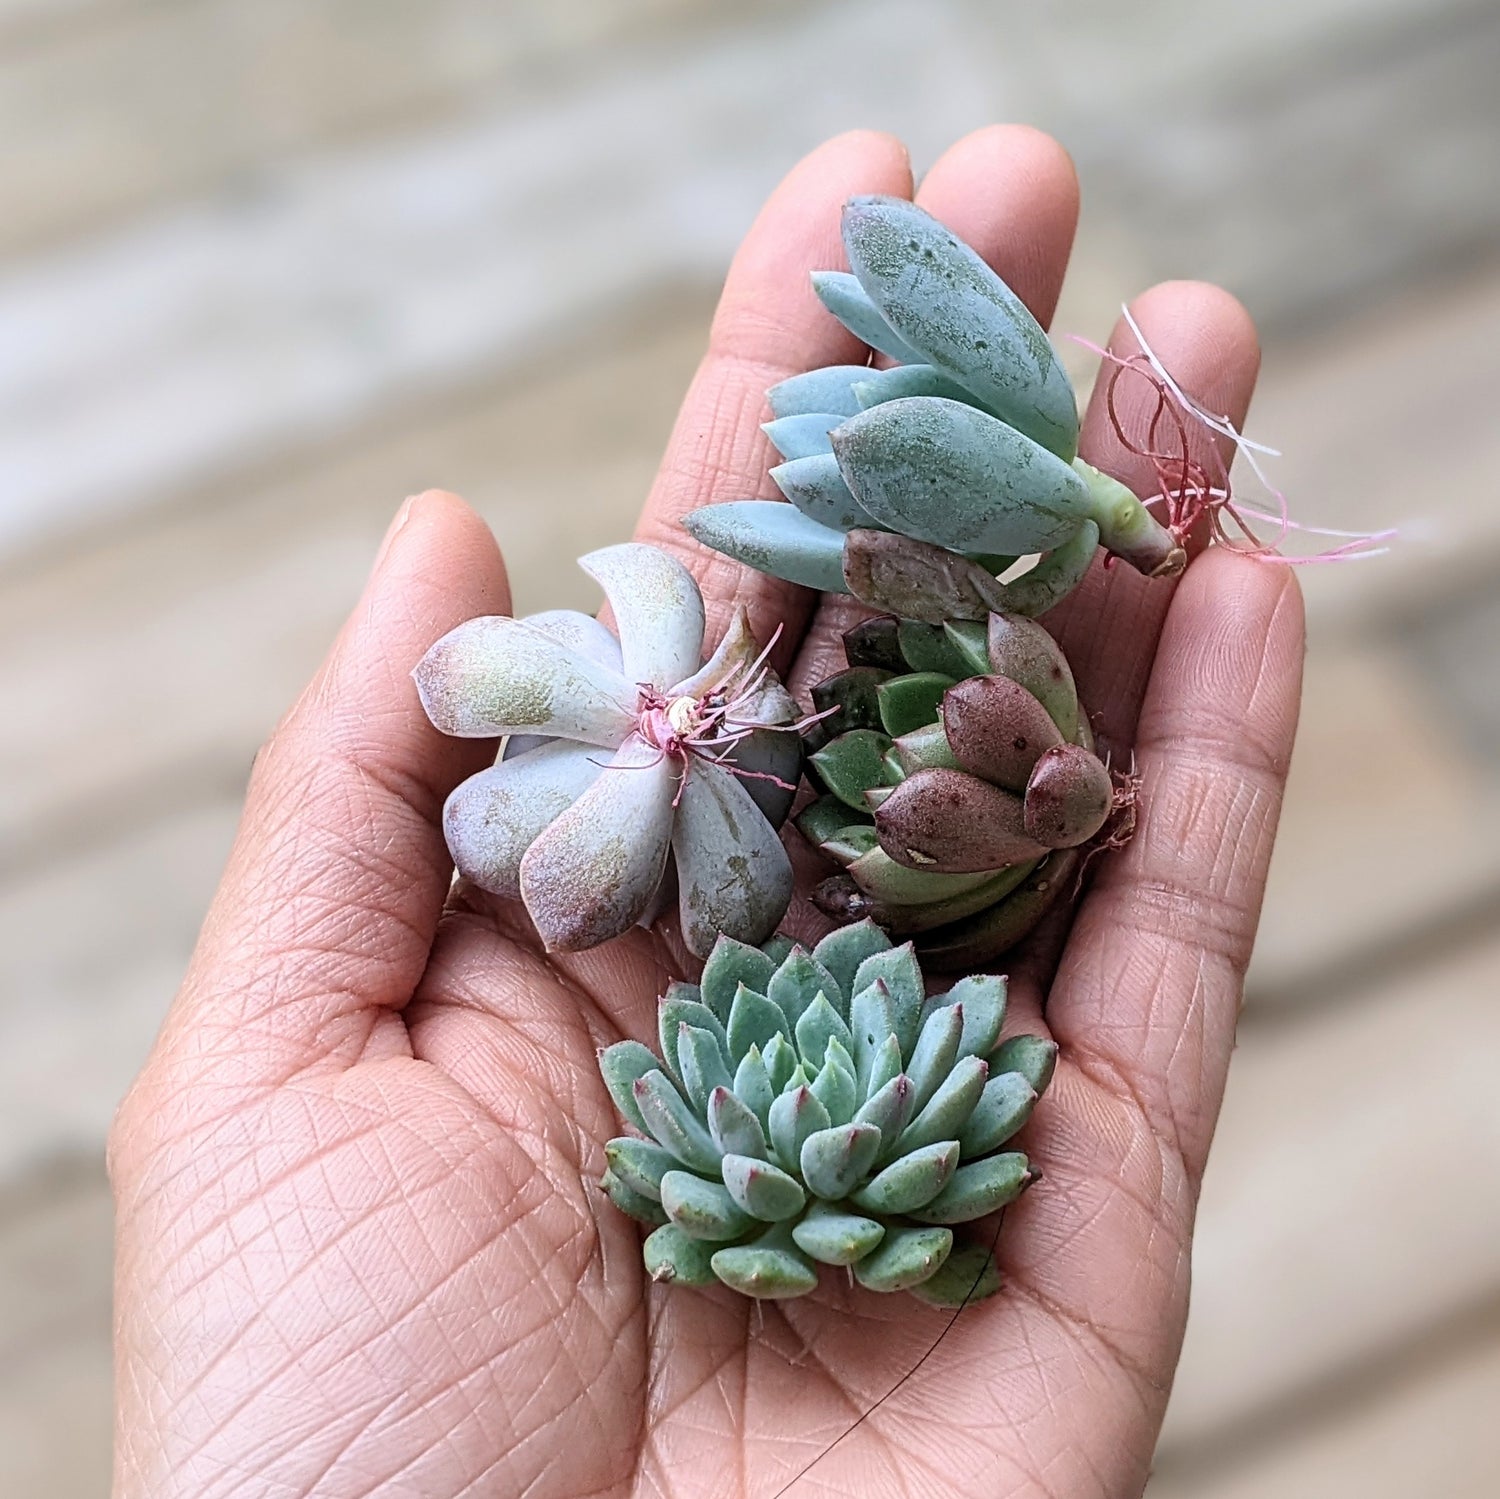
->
633, 1071, 720, 1174
986, 610, 1081, 740
598, 1041, 657, 1133
958, 1072, 1037, 1158
998, 519, 1099, 618
604, 1138, 678, 1201
762, 412, 841, 461
852, 1072, 915, 1152
768, 1085, 831, 1175
660, 1171, 754, 1241
762, 1033, 798, 1095
853, 362, 988, 413
877, 671, 955, 738
895, 1055, 988, 1156
658, 989, 727, 1083
677, 1025, 734, 1114
711, 1225, 819, 1299
414, 615, 635, 744
767, 364, 874, 419
791, 1200, 886, 1266
862, 1032, 904, 1103
721, 1154, 806, 1221
519, 737, 676, 950
842, 614, 907, 673
707, 1086, 768, 1160
643, 1223, 718, 1285
810, 270, 924, 363
895, 620, 972, 679
988, 1035, 1059, 1097
943, 620, 993, 676
809, 1046, 858, 1126
851, 943, 925, 1059
601, 1169, 668, 1226
811, 920, 892, 1005
809, 666, 892, 740
875, 767, 1049, 874
841, 195, 1078, 459
1023, 744, 1114, 849
852, 1224, 953, 1293
905, 1003, 964, 1117
699, 935, 777, 1025
771, 453, 881, 532
850, 1140, 959, 1215
800, 1122, 882, 1199
908, 1241, 1002, 1306
794, 993, 854, 1075
683, 501, 849, 594
909, 1152, 1032, 1224
942, 975, 1008, 1060
916, 850, 1079, 972
518, 608, 624, 673
892, 721, 961, 776
849, 980, 899, 1096
832, 398, 1090, 556
942, 675, 1064, 792
673, 758, 794, 959
843, 528, 1009, 624
810, 728, 897, 812
843, 847, 1000, 905
733, 1045, 776, 1128
727, 984, 793, 1067
579, 543, 705, 694
766, 945, 842, 1033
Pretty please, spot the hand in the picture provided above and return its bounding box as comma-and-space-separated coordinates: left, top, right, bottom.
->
111, 126, 1304, 1499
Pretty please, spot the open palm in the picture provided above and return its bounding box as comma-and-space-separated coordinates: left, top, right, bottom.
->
111, 127, 1304, 1499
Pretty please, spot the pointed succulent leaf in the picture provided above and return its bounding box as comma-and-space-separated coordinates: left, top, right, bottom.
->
762, 412, 840, 461
852, 943, 925, 1059
727, 985, 792, 1068
944, 975, 1009, 1060
852, 1224, 954, 1293
601, 1169, 669, 1226
852, 1072, 915, 1151
999, 519, 1099, 618
895, 620, 972, 679
910, 1152, 1032, 1224
519, 737, 676, 950
761, 934, 797, 966
767, 945, 842, 1029
895, 1055, 988, 1156
809, 1047, 858, 1126
986, 610, 1080, 740
942, 674, 1064, 791
579, 543, 705, 694
761, 1032, 798, 1095
943, 620, 993, 676
795, 793, 868, 853
710, 1224, 819, 1299
841, 195, 1078, 459
852, 362, 988, 412
683, 502, 849, 594
660, 1171, 754, 1241
771, 453, 881, 532
875, 767, 1049, 874
988, 1035, 1059, 1097
833, 398, 1089, 555
892, 720, 961, 775
732, 1046, 776, 1128
810, 666, 892, 739
809, 728, 897, 812
643, 1223, 718, 1285
668, 604, 759, 700
843, 846, 1000, 904
767, 364, 874, 420
659, 992, 728, 1083
820, 860, 1039, 940
877, 672, 957, 739
605, 1137, 679, 1201
848, 976, 897, 1090
810, 270, 924, 363
862, 1031, 905, 1106
842, 614, 907, 673
598, 1041, 658, 1133
851, 1140, 959, 1215
959, 1072, 1038, 1158
768, 1085, 831, 1174
518, 608, 624, 673
843, 528, 1009, 624
794, 993, 854, 1074
1023, 744, 1113, 849
905, 1002, 965, 1116
721, 1154, 806, 1221
673, 757, 794, 958
634, 1071, 721, 1174
916, 849, 1079, 971
706, 1086, 767, 1161
908, 1241, 1003, 1307
414, 615, 635, 744
800, 1122, 882, 1199
700, 935, 777, 1025
676, 1027, 734, 1115
443, 742, 604, 899
811, 920, 891, 1004
791, 1199, 887, 1266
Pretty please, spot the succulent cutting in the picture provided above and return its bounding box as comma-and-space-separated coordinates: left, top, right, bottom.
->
597, 923, 1056, 1302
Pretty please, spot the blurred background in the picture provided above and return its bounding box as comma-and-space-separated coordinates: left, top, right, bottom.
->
2, 0, 1498, 1493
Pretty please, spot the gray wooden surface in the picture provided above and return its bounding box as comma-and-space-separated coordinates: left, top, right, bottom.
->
3, 2, 1499, 1494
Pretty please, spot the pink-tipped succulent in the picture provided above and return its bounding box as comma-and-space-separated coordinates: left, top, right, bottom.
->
413, 543, 804, 957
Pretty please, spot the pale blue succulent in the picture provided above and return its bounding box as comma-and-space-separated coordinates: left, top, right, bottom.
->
413, 543, 801, 957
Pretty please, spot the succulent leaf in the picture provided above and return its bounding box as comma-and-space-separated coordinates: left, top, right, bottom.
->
772, 452, 882, 532
842, 614, 908, 673
832, 398, 1090, 556
998, 519, 1100, 618
892, 720, 962, 775
909, 1152, 1032, 1224
710, 1225, 820, 1298
761, 412, 841, 461
877, 671, 956, 738
605, 1138, 678, 1201
941, 674, 1065, 791
677, 1026, 735, 1114
943, 975, 1009, 1060
851, 943, 925, 1059
896, 1055, 988, 1156
700, 935, 778, 1025
658, 989, 727, 1081
1023, 743, 1114, 849
908, 1241, 1002, 1307
643, 1223, 719, 1285
768, 1085, 832, 1173
916, 849, 1079, 971
414, 615, 635, 744
660, 1171, 755, 1241
810, 728, 898, 811
634, 1071, 721, 1175
579, 542, 705, 694
761, 1032, 798, 1095
809, 666, 892, 741
598, 1041, 659, 1134
843, 528, 1009, 624
810, 269, 924, 363
959, 1072, 1037, 1158
895, 620, 975, 679
861, 1030, 905, 1105
840, 195, 1078, 460
905, 1002, 965, 1116
801, 1122, 882, 1199
791, 1201, 887, 1265
853, 362, 990, 413
810, 1044, 859, 1126
851, 1140, 960, 1215
726, 985, 793, 1067
852, 1071, 915, 1151
811, 919, 892, 1002
682, 501, 850, 594
732, 1046, 776, 1127
985, 611, 1081, 740
875, 767, 1049, 874
989, 1035, 1059, 1097
794, 993, 855, 1074
767, 364, 874, 420
766, 946, 841, 1029
721, 1154, 806, 1222
601, 1169, 669, 1226
852, 1224, 954, 1293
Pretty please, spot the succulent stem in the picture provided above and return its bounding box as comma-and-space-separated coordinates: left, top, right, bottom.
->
1074, 459, 1186, 578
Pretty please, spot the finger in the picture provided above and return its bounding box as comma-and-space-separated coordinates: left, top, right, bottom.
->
636, 130, 912, 671
1049, 546, 1305, 1184
786, 124, 1082, 701
161, 491, 511, 1078
1047, 280, 1261, 759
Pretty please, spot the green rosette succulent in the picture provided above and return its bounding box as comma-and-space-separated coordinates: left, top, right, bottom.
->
684, 194, 1184, 623
798, 609, 1118, 969
413, 542, 803, 958
597, 921, 1055, 1303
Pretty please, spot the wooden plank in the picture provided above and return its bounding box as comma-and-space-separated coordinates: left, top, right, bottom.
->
1157, 931, 1500, 1450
